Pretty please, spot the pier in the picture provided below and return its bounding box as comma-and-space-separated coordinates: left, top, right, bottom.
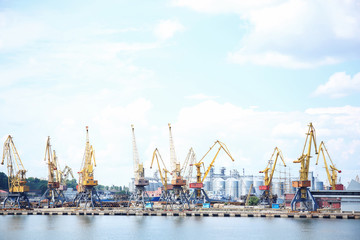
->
1, 208, 359, 219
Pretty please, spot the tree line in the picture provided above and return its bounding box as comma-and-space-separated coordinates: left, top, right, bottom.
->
0, 172, 128, 195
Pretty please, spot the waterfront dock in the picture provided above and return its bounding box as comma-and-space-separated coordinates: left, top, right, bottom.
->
1, 208, 359, 219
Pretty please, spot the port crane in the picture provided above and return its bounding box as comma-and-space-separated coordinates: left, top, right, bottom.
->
189, 140, 235, 204
39, 137, 66, 207
259, 147, 286, 206
1, 135, 30, 208
316, 141, 341, 190
167, 123, 190, 210
128, 125, 152, 209
150, 148, 172, 208
73, 127, 102, 208
291, 122, 318, 211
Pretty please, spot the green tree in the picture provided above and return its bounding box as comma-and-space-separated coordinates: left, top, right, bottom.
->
0, 172, 8, 190
248, 196, 260, 206
66, 179, 78, 189
26, 177, 48, 194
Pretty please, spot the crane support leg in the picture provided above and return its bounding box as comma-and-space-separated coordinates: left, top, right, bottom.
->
128, 186, 152, 210
3, 192, 30, 209
159, 190, 173, 210
168, 187, 191, 210
291, 187, 318, 211
74, 187, 102, 209
39, 189, 65, 208
189, 188, 210, 204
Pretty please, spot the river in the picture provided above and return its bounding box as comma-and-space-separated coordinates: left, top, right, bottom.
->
0, 215, 359, 240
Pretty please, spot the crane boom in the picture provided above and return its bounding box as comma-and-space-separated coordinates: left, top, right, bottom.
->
293, 122, 317, 181
168, 123, 177, 172
150, 148, 170, 191
259, 147, 286, 187
316, 141, 341, 190
198, 140, 235, 183
182, 148, 196, 186
132, 125, 140, 180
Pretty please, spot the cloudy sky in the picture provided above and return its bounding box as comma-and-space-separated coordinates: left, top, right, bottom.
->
0, 0, 359, 187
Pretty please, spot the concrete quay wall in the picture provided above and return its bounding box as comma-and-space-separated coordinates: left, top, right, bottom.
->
0, 209, 359, 219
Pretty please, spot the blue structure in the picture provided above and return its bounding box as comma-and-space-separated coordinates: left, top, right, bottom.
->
291, 187, 318, 211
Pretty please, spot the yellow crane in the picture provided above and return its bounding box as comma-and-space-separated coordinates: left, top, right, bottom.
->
189, 140, 235, 204
291, 122, 318, 211
316, 141, 341, 190
259, 147, 286, 206
1, 135, 30, 208
128, 125, 151, 209
73, 126, 102, 208
150, 148, 172, 207
39, 137, 66, 207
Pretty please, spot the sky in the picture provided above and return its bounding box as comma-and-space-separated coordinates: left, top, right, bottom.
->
0, 0, 359, 188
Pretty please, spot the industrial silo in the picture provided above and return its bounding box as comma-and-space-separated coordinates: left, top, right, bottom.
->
204, 180, 211, 191
315, 181, 324, 190
272, 182, 284, 197
253, 179, 264, 196
213, 178, 225, 195
238, 177, 243, 196
225, 178, 239, 199
242, 178, 254, 196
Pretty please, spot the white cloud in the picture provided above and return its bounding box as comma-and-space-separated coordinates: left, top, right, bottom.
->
228, 51, 339, 69
185, 93, 219, 100
174, 0, 360, 68
173, 0, 283, 14
154, 19, 185, 40
0, 10, 47, 51
313, 72, 360, 98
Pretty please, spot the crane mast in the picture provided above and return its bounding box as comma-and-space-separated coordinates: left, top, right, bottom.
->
259, 147, 286, 206
1, 135, 30, 208
128, 125, 151, 209
316, 141, 341, 190
73, 126, 102, 208
291, 122, 319, 211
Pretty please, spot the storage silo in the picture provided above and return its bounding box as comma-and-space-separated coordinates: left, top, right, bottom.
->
315, 181, 324, 190
272, 182, 284, 197
238, 177, 243, 196
225, 178, 239, 199
213, 178, 225, 194
242, 178, 254, 196
204, 180, 211, 191
253, 179, 264, 196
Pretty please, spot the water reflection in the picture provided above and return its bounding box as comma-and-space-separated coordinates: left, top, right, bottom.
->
0, 215, 358, 240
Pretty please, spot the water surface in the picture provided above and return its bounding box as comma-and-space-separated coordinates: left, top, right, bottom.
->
0, 215, 359, 240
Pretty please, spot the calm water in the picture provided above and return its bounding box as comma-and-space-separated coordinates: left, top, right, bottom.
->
0, 215, 359, 240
